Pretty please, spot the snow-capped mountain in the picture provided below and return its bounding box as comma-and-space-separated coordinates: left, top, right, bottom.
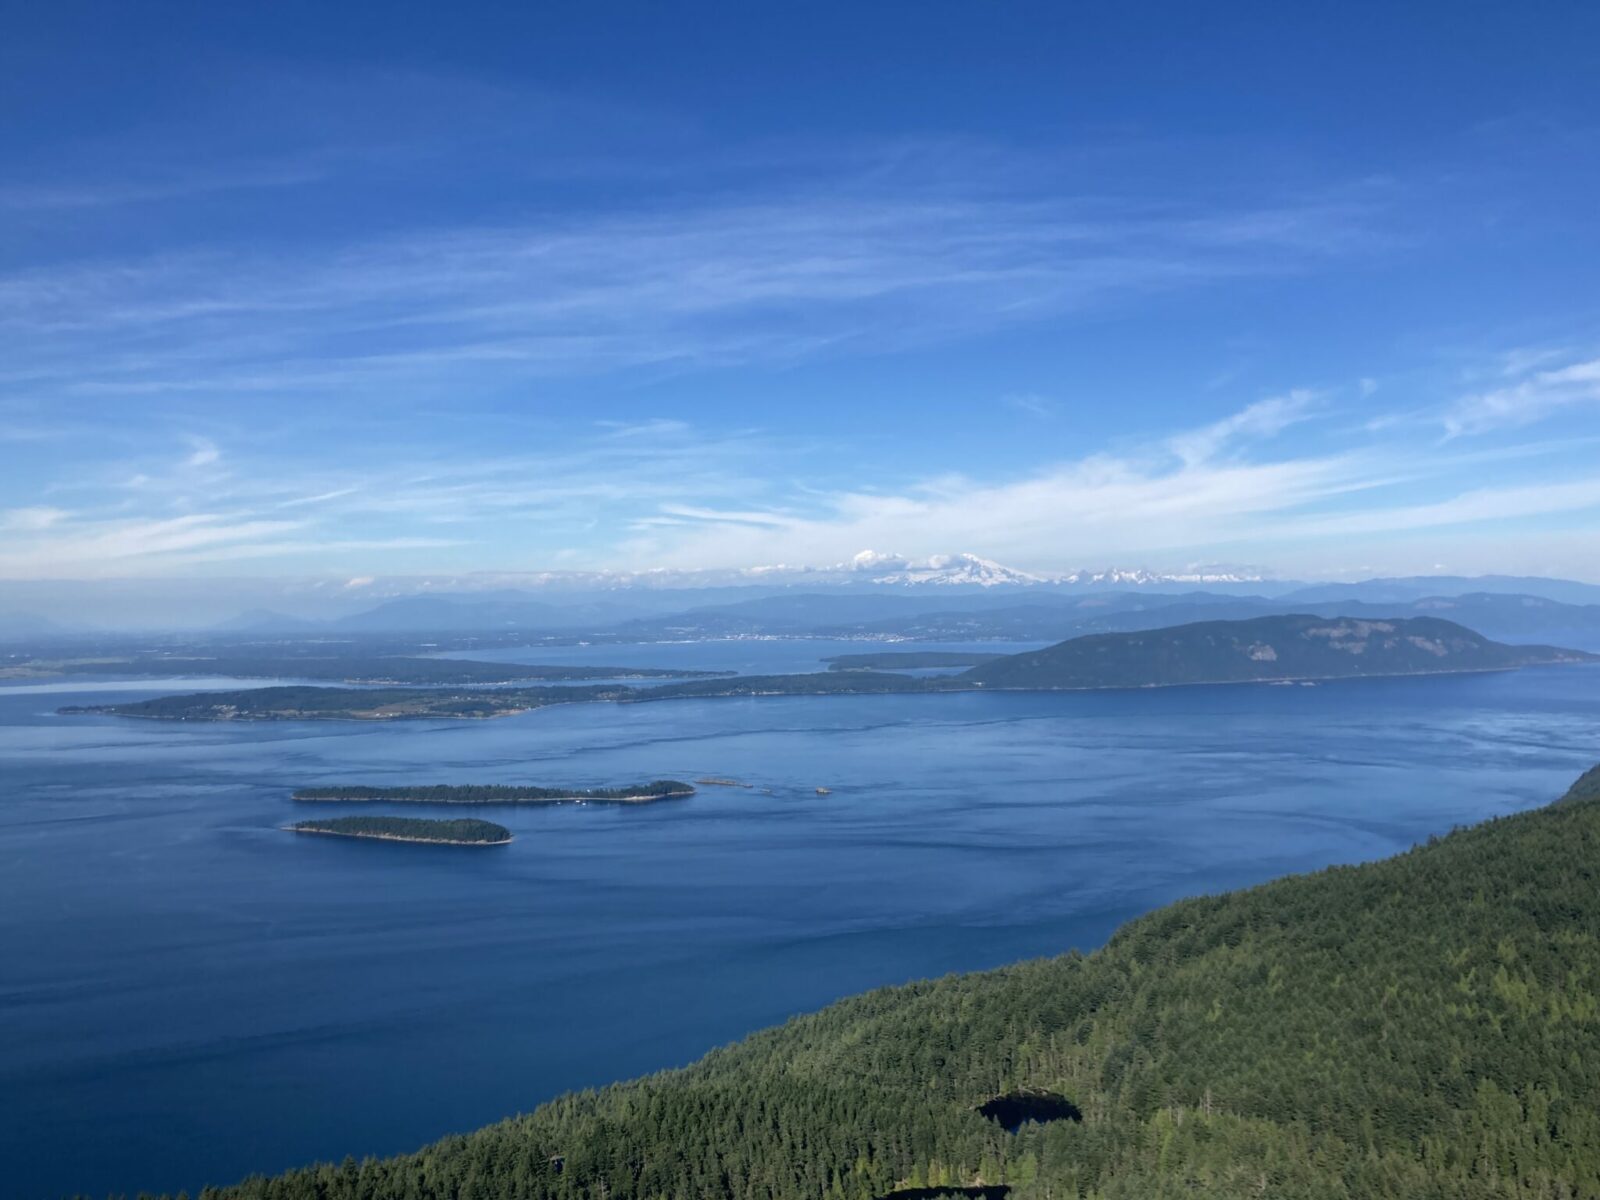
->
308, 554, 1262, 600
1060, 566, 1268, 587
849, 553, 1265, 589
864, 552, 1047, 587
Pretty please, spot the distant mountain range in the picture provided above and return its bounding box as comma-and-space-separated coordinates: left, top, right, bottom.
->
0, 611, 71, 638
1273, 575, 1600, 606
195, 573, 1600, 649
11, 553, 1600, 639
8, 550, 1600, 636
861, 556, 1272, 589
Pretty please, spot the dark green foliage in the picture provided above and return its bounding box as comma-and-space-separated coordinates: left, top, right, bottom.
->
291, 816, 511, 844
148, 767, 1600, 1200
1560, 763, 1600, 805
960, 614, 1594, 689
292, 781, 695, 804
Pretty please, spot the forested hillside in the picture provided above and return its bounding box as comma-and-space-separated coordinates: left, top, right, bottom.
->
960, 614, 1592, 689
134, 764, 1600, 1200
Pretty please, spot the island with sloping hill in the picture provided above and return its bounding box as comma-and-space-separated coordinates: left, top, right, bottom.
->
952, 613, 1595, 690
293, 780, 695, 804
289, 816, 512, 845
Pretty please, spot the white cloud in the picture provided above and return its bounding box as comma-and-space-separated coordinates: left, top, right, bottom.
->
619, 401, 1371, 570
1281, 477, 1600, 538
0, 513, 309, 577
5, 361, 1597, 582
0, 159, 326, 212
614, 397, 1597, 574
276, 487, 361, 509
0, 506, 69, 532
1445, 353, 1600, 436
0, 418, 781, 578
184, 437, 222, 468
1166, 389, 1318, 467
0, 184, 1383, 407
1002, 392, 1056, 419
849, 549, 908, 571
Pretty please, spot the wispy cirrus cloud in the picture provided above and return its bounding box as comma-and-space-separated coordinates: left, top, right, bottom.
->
1166, 389, 1319, 467
1445, 352, 1600, 437
0, 157, 329, 212
617, 396, 1600, 574
1001, 392, 1057, 419
0, 183, 1386, 408
0, 419, 774, 577
0, 512, 308, 576
1282, 476, 1600, 538
0, 506, 70, 533
183, 436, 222, 468
5, 385, 1598, 580
621, 450, 1371, 570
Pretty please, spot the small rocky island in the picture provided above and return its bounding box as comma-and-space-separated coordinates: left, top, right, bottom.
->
292, 780, 695, 805
290, 816, 512, 845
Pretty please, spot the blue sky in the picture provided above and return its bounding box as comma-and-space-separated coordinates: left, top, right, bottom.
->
3, 0, 1600, 587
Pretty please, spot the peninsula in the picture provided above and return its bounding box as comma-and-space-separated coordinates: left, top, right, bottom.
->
289, 816, 512, 845
60, 682, 631, 721
293, 780, 695, 805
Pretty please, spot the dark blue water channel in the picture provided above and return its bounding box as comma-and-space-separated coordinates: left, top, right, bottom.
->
1, 643, 1596, 1198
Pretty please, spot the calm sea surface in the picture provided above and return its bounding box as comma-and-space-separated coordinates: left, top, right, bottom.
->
2, 641, 1596, 1199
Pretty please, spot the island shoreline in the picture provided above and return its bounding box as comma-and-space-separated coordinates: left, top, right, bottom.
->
286, 826, 513, 846
292, 790, 694, 804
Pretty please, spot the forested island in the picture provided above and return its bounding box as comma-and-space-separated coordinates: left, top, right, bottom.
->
60, 682, 632, 721
293, 780, 695, 804
57, 673, 927, 720
142, 763, 1600, 1198
955, 613, 1594, 689
62, 616, 1597, 722
289, 816, 512, 845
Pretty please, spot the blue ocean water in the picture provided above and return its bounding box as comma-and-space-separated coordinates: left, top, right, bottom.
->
1, 647, 1595, 1199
